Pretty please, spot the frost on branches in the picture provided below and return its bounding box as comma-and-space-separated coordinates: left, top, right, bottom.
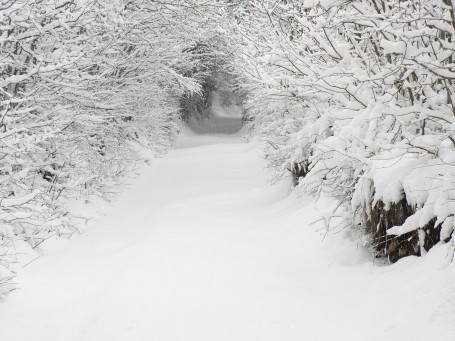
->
0, 0, 224, 298
232, 0, 455, 262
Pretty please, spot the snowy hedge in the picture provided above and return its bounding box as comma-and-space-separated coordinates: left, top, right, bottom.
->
0, 0, 225, 299
232, 0, 455, 262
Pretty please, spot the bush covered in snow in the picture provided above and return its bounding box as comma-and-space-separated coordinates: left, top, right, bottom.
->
0, 0, 226, 298
231, 0, 455, 262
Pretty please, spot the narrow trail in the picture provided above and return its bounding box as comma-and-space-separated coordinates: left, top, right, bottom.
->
1, 130, 454, 341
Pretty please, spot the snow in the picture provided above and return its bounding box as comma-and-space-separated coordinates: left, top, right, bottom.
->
380, 39, 407, 55
0, 129, 454, 341
0, 190, 41, 207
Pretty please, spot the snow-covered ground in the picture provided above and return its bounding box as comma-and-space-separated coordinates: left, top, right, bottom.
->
1, 127, 454, 341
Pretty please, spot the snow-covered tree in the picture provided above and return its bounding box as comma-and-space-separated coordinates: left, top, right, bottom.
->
231, 0, 455, 261
0, 0, 228, 299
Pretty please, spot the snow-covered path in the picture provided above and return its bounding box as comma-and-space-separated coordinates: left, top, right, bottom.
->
1, 131, 455, 341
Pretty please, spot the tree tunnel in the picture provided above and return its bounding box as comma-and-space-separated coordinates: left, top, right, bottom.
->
179, 44, 245, 135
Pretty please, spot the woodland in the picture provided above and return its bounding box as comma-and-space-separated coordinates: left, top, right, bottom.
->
1, 0, 455, 301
